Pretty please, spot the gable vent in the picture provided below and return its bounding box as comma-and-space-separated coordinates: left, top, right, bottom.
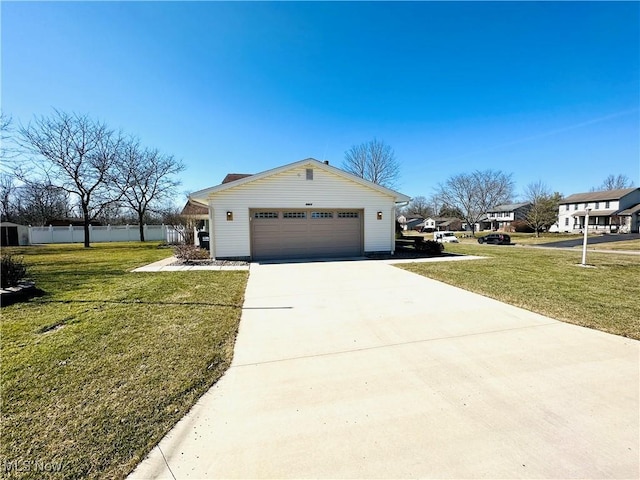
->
306, 168, 313, 180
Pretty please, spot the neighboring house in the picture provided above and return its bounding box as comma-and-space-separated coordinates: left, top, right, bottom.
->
188, 158, 411, 261
421, 217, 437, 232
418, 217, 462, 232
486, 202, 532, 231
404, 218, 425, 231
394, 216, 424, 231
0, 222, 29, 246
462, 214, 491, 232
435, 217, 463, 231
557, 187, 640, 233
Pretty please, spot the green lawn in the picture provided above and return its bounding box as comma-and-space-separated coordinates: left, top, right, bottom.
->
1, 243, 248, 479
579, 239, 640, 251
399, 243, 640, 340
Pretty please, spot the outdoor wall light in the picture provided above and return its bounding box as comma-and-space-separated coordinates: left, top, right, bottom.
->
377, 211, 383, 220
226, 211, 233, 221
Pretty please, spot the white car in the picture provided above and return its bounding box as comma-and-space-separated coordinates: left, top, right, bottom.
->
433, 231, 459, 243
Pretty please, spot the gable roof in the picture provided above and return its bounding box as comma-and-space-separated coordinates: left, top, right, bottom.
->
488, 202, 531, 212
222, 173, 253, 184
561, 187, 638, 204
181, 199, 209, 216
618, 203, 640, 215
189, 158, 411, 204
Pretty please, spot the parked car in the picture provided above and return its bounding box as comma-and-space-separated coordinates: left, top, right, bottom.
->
433, 231, 459, 243
477, 233, 511, 245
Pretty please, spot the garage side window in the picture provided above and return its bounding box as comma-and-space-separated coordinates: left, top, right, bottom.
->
311, 212, 333, 218
283, 212, 306, 219
338, 212, 359, 218
254, 212, 278, 219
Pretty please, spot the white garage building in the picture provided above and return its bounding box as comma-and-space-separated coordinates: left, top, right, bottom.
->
188, 158, 411, 261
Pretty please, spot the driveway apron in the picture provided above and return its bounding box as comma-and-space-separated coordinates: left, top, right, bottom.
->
130, 260, 639, 479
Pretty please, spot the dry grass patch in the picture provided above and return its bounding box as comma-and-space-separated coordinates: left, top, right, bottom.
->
399, 244, 639, 340
1, 243, 248, 479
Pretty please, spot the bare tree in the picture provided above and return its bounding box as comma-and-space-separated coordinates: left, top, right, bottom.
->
427, 194, 444, 217
0, 113, 17, 168
523, 181, 561, 237
406, 196, 434, 218
0, 173, 17, 222
343, 139, 400, 188
162, 206, 198, 245
18, 110, 123, 247
14, 180, 70, 226
0, 113, 10, 133
436, 170, 514, 235
438, 204, 464, 218
592, 174, 634, 191
112, 138, 184, 241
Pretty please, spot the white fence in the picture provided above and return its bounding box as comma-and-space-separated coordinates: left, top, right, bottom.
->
29, 224, 171, 244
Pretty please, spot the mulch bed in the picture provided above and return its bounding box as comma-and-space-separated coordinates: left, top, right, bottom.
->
169, 246, 455, 265
169, 259, 249, 267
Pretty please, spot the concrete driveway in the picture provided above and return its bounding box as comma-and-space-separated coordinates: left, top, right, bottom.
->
130, 259, 639, 479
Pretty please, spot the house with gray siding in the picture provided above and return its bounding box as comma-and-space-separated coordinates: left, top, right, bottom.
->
557, 187, 640, 233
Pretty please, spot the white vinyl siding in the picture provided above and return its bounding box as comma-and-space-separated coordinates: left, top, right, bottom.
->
208, 164, 396, 259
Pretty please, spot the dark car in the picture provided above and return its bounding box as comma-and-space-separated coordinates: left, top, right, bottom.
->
477, 233, 511, 245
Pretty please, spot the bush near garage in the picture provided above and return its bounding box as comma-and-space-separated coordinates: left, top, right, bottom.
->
173, 244, 210, 263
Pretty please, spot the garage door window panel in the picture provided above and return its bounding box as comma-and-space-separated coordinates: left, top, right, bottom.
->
283, 212, 306, 219
254, 212, 279, 219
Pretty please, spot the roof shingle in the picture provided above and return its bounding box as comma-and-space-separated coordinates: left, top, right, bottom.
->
561, 188, 638, 204
222, 173, 253, 184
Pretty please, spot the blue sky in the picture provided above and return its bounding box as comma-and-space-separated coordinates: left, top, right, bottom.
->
2, 1, 638, 203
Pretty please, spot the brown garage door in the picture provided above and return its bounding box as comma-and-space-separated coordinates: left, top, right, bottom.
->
250, 209, 363, 260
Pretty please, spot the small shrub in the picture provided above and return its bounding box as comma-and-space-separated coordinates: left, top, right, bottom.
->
173, 244, 210, 262
1, 254, 28, 288
419, 240, 445, 255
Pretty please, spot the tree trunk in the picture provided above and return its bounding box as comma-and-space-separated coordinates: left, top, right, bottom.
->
137, 209, 146, 241
82, 205, 91, 248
